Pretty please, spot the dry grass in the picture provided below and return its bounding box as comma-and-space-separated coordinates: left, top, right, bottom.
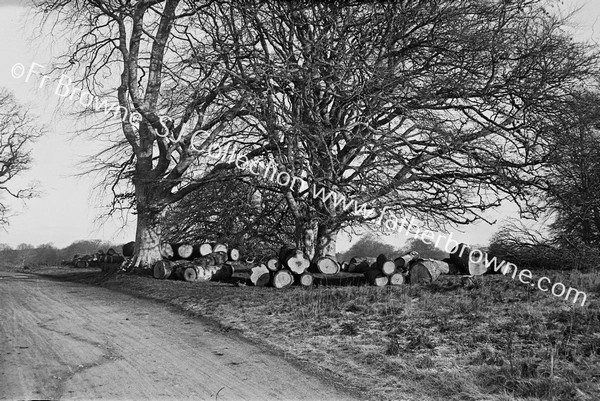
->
24, 265, 600, 401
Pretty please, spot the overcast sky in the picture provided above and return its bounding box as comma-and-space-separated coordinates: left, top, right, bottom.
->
0, 1, 598, 250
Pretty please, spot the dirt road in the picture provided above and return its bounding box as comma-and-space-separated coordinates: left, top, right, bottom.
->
0, 271, 351, 400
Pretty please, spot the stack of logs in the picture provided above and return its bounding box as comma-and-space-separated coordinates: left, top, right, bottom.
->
150, 241, 239, 283
122, 239, 487, 288
250, 242, 489, 288
344, 252, 420, 286
351, 243, 489, 286
250, 245, 317, 288
64, 248, 125, 268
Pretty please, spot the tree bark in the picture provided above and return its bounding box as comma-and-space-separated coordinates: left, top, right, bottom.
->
133, 206, 165, 270
296, 219, 317, 261
316, 224, 338, 258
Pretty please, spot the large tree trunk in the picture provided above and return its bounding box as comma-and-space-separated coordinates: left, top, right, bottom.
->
133, 207, 164, 270
316, 224, 338, 258
295, 219, 317, 261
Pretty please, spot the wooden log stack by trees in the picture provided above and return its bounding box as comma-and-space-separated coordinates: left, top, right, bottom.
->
151, 241, 239, 283
69, 248, 126, 270
157, 241, 240, 263
344, 244, 491, 287
362, 253, 411, 286
143, 239, 495, 289
249, 246, 314, 288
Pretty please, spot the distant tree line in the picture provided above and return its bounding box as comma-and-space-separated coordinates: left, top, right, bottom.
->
0, 240, 117, 268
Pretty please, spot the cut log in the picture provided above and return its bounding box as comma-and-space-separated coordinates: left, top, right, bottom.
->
104, 254, 125, 264
195, 265, 215, 282
266, 258, 281, 271
75, 259, 88, 269
160, 243, 174, 260
153, 260, 174, 279
376, 254, 396, 276
183, 266, 198, 282
279, 247, 311, 274
212, 243, 228, 254
250, 264, 271, 287
295, 272, 314, 287
347, 257, 374, 273
228, 248, 240, 261
197, 243, 213, 256
449, 243, 487, 276
340, 261, 349, 271
449, 243, 471, 274
409, 259, 450, 284
106, 248, 117, 256
389, 272, 406, 286
177, 243, 194, 259
211, 263, 234, 281
312, 256, 340, 275
122, 241, 135, 258
393, 251, 419, 271
272, 270, 294, 289
364, 268, 389, 286
468, 250, 488, 276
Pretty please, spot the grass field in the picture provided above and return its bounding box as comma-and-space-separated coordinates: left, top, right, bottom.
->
19, 264, 600, 401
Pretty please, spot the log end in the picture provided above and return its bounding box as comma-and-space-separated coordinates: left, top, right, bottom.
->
183, 266, 198, 282
273, 270, 294, 288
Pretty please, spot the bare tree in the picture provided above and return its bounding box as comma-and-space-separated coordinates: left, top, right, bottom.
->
34, 0, 257, 268
209, 0, 598, 258
0, 88, 42, 226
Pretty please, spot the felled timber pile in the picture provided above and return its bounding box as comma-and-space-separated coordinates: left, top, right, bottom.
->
142, 238, 491, 289
344, 242, 490, 286
387, 243, 487, 283
350, 252, 419, 286
250, 245, 316, 288
151, 241, 239, 283
157, 241, 239, 262
68, 248, 125, 269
